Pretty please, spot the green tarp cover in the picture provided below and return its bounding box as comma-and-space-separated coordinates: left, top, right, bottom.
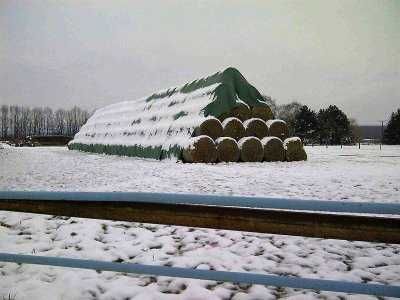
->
69, 67, 268, 160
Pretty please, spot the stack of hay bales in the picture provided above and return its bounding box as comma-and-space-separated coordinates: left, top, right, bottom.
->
183, 105, 307, 163
69, 66, 307, 163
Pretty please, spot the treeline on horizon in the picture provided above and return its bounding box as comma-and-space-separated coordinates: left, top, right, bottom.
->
265, 97, 358, 145
1, 101, 399, 145
0, 105, 90, 140
264, 96, 399, 145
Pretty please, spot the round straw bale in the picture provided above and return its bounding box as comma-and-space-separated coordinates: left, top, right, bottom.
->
261, 137, 285, 162
193, 117, 223, 140
215, 137, 240, 162
231, 102, 251, 121
266, 119, 289, 140
238, 137, 264, 162
222, 117, 245, 141
284, 137, 307, 161
251, 105, 274, 121
243, 118, 269, 139
182, 135, 217, 163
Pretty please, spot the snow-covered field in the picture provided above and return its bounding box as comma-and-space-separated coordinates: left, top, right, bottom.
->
0, 145, 399, 299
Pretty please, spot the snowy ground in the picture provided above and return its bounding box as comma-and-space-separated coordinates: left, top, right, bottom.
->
0, 145, 399, 299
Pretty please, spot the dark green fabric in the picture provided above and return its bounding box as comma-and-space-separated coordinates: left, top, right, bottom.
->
68, 143, 183, 160
69, 67, 268, 160
145, 67, 267, 118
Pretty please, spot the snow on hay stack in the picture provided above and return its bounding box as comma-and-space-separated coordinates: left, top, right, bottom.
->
69, 67, 307, 162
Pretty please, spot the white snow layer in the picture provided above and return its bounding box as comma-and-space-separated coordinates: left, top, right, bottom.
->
266, 119, 287, 127
284, 137, 302, 147
1, 145, 400, 300
70, 84, 220, 151
0, 143, 11, 149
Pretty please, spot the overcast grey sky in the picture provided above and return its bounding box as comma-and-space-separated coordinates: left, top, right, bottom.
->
1, 0, 399, 123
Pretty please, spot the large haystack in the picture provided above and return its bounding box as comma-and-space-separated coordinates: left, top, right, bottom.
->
261, 137, 285, 162
69, 67, 270, 160
182, 136, 217, 163
68, 67, 308, 163
284, 137, 307, 161
251, 105, 273, 121
243, 118, 269, 139
215, 137, 240, 162
193, 117, 223, 140
266, 120, 289, 140
238, 137, 263, 162
222, 117, 245, 141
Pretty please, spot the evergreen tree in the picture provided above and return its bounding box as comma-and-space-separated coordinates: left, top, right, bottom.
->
317, 105, 351, 145
383, 109, 400, 144
293, 105, 318, 144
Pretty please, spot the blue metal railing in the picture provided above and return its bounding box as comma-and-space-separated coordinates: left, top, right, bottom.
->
1, 190, 399, 214
0, 191, 399, 297
0, 253, 399, 297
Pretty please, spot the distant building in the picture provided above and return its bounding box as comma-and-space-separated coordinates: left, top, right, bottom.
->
359, 125, 385, 144
28, 136, 72, 146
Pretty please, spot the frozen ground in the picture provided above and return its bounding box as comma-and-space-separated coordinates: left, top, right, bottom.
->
0, 145, 399, 299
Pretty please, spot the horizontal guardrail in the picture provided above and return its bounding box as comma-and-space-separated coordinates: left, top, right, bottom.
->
1, 191, 400, 214
1, 253, 399, 297
1, 191, 400, 297
1, 191, 399, 243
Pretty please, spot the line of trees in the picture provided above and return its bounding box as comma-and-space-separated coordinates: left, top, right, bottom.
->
263, 97, 355, 145
265, 96, 400, 145
2, 101, 398, 145
294, 104, 354, 145
0, 105, 90, 140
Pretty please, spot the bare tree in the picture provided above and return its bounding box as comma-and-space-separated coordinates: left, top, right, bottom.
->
1, 105, 9, 139
32, 107, 43, 136
20, 107, 31, 138
43, 107, 54, 135
0, 105, 89, 140
55, 109, 66, 135
276, 101, 303, 136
